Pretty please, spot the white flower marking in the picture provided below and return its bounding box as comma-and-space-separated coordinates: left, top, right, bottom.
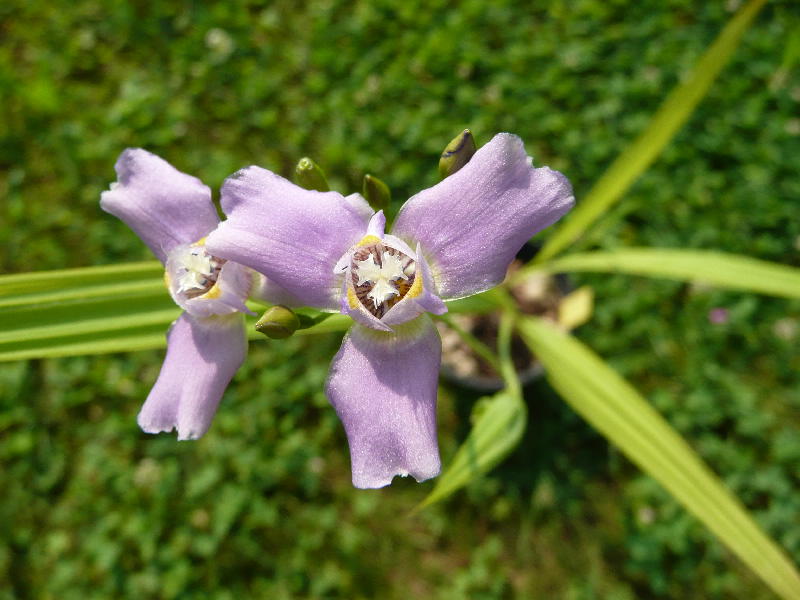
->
174, 246, 217, 293
355, 251, 409, 308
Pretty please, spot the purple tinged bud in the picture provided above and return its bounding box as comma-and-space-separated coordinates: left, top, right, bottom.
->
438, 129, 477, 179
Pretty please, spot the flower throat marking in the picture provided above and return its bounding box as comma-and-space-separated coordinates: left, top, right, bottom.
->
351, 242, 416, 318
175, 245, 226, 298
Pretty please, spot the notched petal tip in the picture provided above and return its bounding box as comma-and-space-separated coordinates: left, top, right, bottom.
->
176, 428, 204, 441
539, 165, 576, 206
350, 449, 441, 488
326, 318, 442, 489
136, 413, 176, 436
136, 312, 246, 442
114, 147, 147, 181
136, 416, 207, 441
226, 166, 252, 181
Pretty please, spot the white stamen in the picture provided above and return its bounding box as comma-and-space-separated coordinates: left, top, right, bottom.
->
175, 247, 217, 294
354, 251, 409, 308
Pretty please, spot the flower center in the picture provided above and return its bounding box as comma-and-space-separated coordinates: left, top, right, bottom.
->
171, 244, 225, 299
351, 242, 416, 318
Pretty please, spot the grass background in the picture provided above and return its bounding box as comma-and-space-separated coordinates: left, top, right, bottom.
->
1, 0, 799, 597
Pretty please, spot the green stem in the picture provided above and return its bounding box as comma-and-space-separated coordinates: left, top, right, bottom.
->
435, 313, 502, 375
497, 311, 522, 399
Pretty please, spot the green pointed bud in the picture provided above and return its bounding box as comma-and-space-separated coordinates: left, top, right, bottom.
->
294, 157, 330, 192
255, 305, 301, 339
438, 129, 476, 179
362, 174, 391, 212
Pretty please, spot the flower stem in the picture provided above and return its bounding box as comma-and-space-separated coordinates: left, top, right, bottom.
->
435, 313, 502, 375
497, 310, 522, 399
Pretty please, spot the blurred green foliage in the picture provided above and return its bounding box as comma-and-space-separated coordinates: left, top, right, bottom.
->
1, 0, 798, 598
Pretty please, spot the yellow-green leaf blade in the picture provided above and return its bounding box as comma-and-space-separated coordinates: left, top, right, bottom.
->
0, 261, 162, 298
0, 325, 170, 361
0, 279, 168, 309
517, 316, 800, 600
536, 0, 767, 263
418, 389, 527, 509
531, 249, 800, 299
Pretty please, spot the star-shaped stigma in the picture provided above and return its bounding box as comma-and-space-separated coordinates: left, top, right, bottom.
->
354, 251, 409, 308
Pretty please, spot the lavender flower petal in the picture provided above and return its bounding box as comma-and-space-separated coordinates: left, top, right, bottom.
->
391, 133, 575, 300
325, 317, 442, 488
100, 149, 219, 263
206, 167, 373, 310
137, 312, 247, 440
250, 273, 303, 308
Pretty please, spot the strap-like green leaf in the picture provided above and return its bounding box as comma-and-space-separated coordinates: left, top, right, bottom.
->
0, 279, 166, 310
418, 389, 526, 510
528, 248, 800, 299
517, 316, 800, 600
0, 261, 162, 297
0, 289, 180, 360
535, 0, 767, 263
0, 325, 171, 361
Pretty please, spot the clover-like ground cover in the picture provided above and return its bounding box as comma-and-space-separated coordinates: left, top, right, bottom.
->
1, 0, 798, 597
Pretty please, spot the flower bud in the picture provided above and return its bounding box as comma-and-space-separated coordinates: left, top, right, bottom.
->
438, 129, 476, 179
255, 305, 301, 339
362, 174, 391, 212
294, 157, 330, 192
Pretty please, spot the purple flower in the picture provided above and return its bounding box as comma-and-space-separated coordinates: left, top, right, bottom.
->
708, 307, 730, 324
101, 149, 258, 440
206, 133, 575, 487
